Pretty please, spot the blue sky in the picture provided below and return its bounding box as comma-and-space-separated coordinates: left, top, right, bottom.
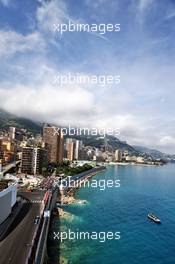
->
0, 0, 175, 153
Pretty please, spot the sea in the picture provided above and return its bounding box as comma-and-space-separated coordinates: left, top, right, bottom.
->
48, 164, 175, 264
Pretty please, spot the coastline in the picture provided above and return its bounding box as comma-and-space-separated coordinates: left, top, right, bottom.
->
56, 166, 106, 264
48, 164, 175, 264
107, 162, 164, 167
57, 166, 106, 214
56, 161, 161, 218
56, 161, 163, 219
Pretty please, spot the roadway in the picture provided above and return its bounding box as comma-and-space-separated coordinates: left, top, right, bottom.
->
0, 191, 45, 264
35, 187, 58, 264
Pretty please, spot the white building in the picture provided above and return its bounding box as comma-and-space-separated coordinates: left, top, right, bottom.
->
0, 180, 17, 224
115, 149, 123, 162
9, 127, 16, 140
136, 157, 145, 163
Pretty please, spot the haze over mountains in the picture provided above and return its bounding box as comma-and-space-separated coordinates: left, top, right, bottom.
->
0, 109, 42, 134
0, 109, 174, 160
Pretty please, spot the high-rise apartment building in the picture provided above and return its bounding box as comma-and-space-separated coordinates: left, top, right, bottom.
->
115, 149, 123, 162
65, 138, 83, 161
9, 127, 16, 140
0, 139, 15, 165
21, 147, 46, 175
74, 140, 83, 160
43, 126, 64, 164
0, 159, 2, 173
32, 148, 46, 175
67, 141, 74, 161
21, 147, 33, 174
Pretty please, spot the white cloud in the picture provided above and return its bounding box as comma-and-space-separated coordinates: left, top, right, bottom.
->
0, 0, 10, 6
1, 47, 175, 153
0, 30, 45, 58
138, 0, 154, 12
0, 82, 95, 125
85, 0, 110, 9
36, 0, 109, 42
36, 0, 68, 32
160, 136, 175, 146
165, 11, 175, 20
0, 0, 175, 154
136, 0, 155, 24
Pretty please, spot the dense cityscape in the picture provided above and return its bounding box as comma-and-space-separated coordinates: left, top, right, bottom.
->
0, 121, 166, 262
0, 124, 165, 178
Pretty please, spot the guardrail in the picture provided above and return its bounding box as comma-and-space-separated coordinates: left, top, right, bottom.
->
34, 188, 58, 264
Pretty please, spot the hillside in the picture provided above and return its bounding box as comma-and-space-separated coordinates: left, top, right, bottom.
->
0, 109, 42, 134
0, 109, 136, 151
1, 109, 173, 158
133, 145, 175, 160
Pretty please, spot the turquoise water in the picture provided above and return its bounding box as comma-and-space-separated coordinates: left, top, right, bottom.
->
54, 164, 175, 264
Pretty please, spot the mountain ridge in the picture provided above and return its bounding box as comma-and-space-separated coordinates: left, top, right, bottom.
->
0, 109, 174, 158
0, 109, 42, 133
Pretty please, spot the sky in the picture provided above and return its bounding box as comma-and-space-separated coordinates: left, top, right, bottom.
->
0, 0, 175, 153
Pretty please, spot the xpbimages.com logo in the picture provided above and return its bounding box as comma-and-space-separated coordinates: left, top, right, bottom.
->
53, 229, 121, 243
53, 72, 120, 87
54, 177, 121, 191
52, 125, 120, 138
53, 21, 120, 35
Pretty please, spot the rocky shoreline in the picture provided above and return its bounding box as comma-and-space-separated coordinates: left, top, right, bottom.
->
55, 167, 106, 263
56, 167, 105, 219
